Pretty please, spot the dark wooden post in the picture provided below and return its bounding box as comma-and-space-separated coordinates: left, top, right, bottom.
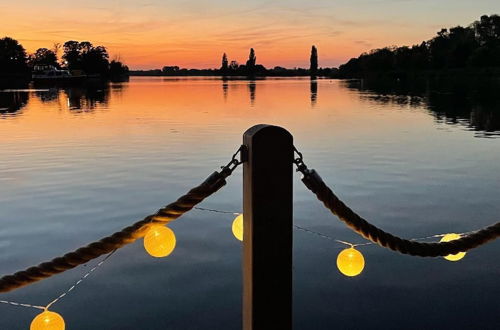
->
242, 124, 294, 330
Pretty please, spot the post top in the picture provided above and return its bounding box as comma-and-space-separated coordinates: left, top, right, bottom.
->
243, 124, 293, 141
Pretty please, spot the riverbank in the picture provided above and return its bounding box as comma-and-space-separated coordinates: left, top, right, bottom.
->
341, 67, 500, 93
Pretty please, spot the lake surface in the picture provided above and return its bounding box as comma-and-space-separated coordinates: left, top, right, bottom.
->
1, 77, 499, 329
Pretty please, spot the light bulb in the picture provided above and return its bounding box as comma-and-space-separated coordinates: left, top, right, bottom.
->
336, 247, 365, 277
440, 233, 466, 261
30, 310, 65, 330
143, 225, 176, 258
232, 214, 243, 241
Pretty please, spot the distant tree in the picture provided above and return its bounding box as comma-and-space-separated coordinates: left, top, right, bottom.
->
29, 48, 58, 67
310, 45, 318, 77
109, 60, 129, 77
409, 42, 430, 70
254, 64, 267, 75
81, 45, 109, 74
62, 41, 109, 75
338, 14, 500, 78
229, 60, 239, 71
79, 41, 93, 54
473, 15, 500, 46
429, 28, 451, 69
52, 43, 61, 60
162, 66, 180, 74
221, 53, 229, 73
448, 26, 477, 68
470, 14, 500, 67
62, 40, 82, 69
273, 66, 287, 72
246, 48, 256, 75
0, 37, 28, 74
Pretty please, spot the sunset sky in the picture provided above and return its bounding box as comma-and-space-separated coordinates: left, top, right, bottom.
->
2, 0, 498, 69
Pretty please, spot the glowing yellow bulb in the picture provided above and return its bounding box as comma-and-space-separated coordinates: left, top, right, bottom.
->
143, 225, 176, 258
337, 247, 365, 277
30, 310, 65, 330
440, 233, 466, 261
232, 214, 243, 241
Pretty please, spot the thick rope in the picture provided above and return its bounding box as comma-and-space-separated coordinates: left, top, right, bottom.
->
0, 170, 229, 293
301, 169, 500, 257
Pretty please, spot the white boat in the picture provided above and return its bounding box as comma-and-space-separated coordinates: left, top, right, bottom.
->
32, 65, 83, 82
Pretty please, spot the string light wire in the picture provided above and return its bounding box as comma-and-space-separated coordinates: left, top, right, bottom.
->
194, 207, 240, 215
0, 206, 477, 316
0, 300, 45, 311
193, 205, 475, 247
1, 249, 116, 312
45, 249, 116, 310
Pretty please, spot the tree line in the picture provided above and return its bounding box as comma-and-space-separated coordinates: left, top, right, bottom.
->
0, 37, 129, 78
338, 14, 500, 78
5, 14, 498, 80
131, 46, 338, 77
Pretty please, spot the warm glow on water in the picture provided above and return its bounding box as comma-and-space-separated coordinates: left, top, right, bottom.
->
0, 77, 499, 329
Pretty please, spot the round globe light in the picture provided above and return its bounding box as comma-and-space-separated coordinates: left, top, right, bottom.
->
30, 310, 65, 330
440, 233, 466, 261
144, 225, 176, 258
336, 247, 365, 277
232, 214, 243, 241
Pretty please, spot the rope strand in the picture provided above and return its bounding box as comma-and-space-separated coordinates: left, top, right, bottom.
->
300, 168, 500, 257
0, 170, 232, 293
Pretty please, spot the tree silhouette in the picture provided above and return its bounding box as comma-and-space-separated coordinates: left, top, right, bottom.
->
62, 41, 82, 69
109, 60, 129, 78
0, 37, 28, 74
338, 14, 500, 78
474, 15, 500, 46
62, 41, 110, 75
221, 53, 229, 74
246, 48, 256, 76
53, 43, 61, 59
310, 45, 318, 77
29, 48, 58, 67
470, 14, 500, 67
81, 45, 109, 74
229, 60, 239, 71
162, 66, 180, 75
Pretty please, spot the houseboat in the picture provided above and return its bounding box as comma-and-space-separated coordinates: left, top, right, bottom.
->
32, 65, 85, 83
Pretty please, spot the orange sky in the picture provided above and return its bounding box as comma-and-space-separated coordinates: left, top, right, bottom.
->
2, 1, 498, 69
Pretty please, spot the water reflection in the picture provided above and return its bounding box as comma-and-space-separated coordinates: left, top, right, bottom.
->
310, 79, 318, 107
248, 80, 256, 106
0, 91, 29, 117
3, 78, 499, 138
0, 82, 120, 116
345, 79, 500, 137
0, 77, 499, 329
35, 88, 58, 103
64, 86, 110, 112
222, 79, 228, 101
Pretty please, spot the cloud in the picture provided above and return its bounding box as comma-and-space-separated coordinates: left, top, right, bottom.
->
354, 40, 373, 48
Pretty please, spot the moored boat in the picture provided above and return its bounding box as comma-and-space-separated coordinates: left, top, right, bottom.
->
32, 65, 86, 83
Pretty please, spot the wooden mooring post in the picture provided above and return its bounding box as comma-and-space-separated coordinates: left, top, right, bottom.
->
242, 124, 294, 330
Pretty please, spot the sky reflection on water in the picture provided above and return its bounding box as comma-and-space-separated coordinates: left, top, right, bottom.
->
0, 77, 499, 329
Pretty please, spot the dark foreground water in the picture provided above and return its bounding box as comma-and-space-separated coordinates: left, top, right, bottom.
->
1, 77, 499, 329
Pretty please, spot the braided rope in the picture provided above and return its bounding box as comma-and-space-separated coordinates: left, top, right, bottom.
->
0, 171, 229, 293
301, 169, 500, 257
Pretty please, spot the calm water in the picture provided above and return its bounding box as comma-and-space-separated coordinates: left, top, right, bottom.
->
1, 77, 499, 329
